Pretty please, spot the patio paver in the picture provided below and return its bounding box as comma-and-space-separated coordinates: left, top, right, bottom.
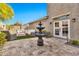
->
2, 37, 79, 56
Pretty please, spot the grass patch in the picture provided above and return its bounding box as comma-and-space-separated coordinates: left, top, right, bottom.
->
70, 40, 79, 45
17, 35, 35, 40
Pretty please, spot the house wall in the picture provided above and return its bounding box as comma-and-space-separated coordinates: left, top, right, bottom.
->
28, 19, 49, 32
47, 3, 79, 40
28, 22, 38, 31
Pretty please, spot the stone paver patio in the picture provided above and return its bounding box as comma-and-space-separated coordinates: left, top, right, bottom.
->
2, 37, 79, 56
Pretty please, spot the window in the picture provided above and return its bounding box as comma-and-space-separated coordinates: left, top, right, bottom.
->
55, 22, 59, 27
53, 14, 69, 20
62, 28, 68, 36
55, 29, 60, 35
62, 21, 68, 27
59, 15, 69, 20
62, 21, 68, 36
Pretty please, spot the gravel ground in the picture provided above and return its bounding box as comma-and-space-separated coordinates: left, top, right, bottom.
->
1, 37, 79, 56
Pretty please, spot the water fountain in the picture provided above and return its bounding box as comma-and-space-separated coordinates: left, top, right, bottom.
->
35, 22, 46, 46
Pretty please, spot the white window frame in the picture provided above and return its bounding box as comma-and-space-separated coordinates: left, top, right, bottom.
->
53, 19, 70, 39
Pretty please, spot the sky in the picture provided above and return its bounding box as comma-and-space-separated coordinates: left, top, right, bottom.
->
4, 3, 47, 25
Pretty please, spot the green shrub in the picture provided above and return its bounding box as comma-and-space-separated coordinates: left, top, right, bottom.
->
70, 40, 79, 45
45, 32, 52, 38
42, 30, 47, 32
0, 32, 7, 47
17, 34, 35, 40
0, 32, 7, 55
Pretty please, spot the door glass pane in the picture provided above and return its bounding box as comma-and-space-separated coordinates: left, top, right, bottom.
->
62, 21, 68, 36
55, 29, 60, 35
62, 27, 68, 36
62, 21, 68, 27
55, 22, 59, 27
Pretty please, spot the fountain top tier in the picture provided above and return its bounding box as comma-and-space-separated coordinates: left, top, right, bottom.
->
36, 22, 45, 30
36, 22, 46, 37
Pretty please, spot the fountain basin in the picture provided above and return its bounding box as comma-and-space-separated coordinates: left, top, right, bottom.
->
35, 33, 46, 37
36, 26, 45, 30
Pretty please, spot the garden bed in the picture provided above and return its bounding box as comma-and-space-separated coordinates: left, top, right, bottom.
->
17, 34, 35, 40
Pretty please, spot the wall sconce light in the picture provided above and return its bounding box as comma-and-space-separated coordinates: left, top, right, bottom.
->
72, 18, 76, 22
50, 22, 52, 24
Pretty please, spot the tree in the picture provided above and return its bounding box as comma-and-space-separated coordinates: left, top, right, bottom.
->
0, 3, 14, 21
0, 3, 14, 55
6, 24, 11, 30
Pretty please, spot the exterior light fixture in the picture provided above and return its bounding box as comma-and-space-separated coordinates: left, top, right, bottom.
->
50, 22, 52, 24
72, 18, 76, 22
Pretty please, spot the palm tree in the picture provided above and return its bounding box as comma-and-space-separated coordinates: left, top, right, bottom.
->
0, 3, 14, 21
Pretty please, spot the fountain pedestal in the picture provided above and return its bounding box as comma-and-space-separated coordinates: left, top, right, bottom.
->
37, 37, 44, 46
35, 22, 45, 46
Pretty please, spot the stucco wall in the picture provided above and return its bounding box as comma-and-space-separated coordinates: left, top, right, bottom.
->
47, 3, 79, 40
28, 19, 49, 32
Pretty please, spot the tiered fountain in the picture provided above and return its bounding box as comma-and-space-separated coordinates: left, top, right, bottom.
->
35, 22, 45, 46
